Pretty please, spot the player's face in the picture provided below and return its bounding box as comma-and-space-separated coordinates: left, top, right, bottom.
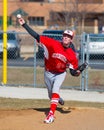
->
62, 34, 72, 48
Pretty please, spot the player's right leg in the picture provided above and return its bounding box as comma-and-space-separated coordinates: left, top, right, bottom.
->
53, 72, 66, 106
58, 97, 64, 105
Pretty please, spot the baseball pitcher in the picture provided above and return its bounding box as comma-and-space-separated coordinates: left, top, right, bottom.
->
17, 15, 88, 124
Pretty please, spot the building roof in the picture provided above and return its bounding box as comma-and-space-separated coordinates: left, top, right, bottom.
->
11, 8, 28, 16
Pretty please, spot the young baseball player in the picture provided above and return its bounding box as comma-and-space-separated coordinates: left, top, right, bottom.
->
17, 15, 87, 124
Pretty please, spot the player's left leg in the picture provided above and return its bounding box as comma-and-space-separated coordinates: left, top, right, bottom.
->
44, 72, 66, 123
44, 93, 59, 123
44, 71, 54, 99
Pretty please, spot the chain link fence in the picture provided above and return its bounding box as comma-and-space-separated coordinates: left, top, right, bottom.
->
79, 33, 104, 91
0, 32, 35, 86
0, 31, 104, 92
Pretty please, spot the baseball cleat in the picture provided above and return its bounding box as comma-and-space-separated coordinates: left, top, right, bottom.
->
59, 97, 64, 105
44, 111, 54, 124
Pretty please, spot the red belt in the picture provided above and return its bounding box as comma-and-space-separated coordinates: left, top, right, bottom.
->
46, 69, 65, 74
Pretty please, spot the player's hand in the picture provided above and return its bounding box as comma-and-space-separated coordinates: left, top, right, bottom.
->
18, 17, 25, 26
75, 70, 81, 76
70, 69, 81, 77
17, 14, 25, 26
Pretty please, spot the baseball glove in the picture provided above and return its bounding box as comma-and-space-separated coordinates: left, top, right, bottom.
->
69, 62, 88, 76
77, 62, 88, 72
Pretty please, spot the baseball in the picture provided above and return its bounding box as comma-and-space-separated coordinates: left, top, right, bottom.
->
17, 14, 21, 18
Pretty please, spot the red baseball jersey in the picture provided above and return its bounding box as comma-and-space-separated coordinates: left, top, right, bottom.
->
40, 36, 78, 73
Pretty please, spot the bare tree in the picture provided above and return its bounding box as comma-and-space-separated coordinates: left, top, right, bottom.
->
49, 0, 79, 30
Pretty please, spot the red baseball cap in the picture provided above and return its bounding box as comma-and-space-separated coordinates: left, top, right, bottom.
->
63, 30, 74, 39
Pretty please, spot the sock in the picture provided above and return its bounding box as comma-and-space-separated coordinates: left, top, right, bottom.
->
49, 93, 60, 115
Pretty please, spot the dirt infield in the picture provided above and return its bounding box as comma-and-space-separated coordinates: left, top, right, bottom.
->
0, 107, 104, 130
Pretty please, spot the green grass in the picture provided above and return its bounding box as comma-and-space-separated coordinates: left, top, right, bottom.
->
0, 97, 104, 110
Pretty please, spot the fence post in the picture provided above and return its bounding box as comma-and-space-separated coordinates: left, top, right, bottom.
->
34, 40, 37, 87
80, 32, 86, 91
85, 34, 89, 91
